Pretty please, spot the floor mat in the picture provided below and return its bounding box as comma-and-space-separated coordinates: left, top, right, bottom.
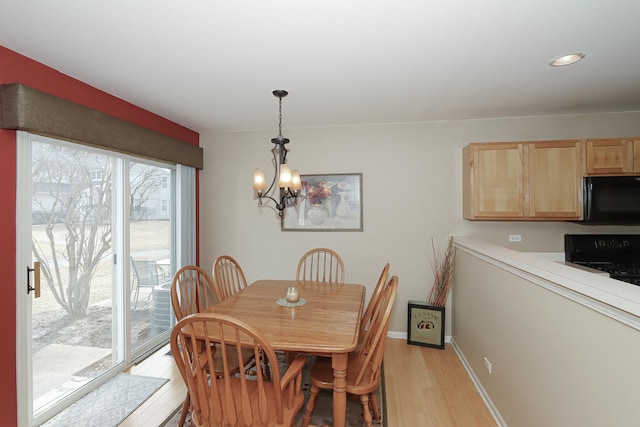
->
41, 373, 168, 427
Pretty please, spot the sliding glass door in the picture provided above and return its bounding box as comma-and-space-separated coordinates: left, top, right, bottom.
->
22, 135, 178, 425
31, 138, 119, 418
129, 161, 174, 353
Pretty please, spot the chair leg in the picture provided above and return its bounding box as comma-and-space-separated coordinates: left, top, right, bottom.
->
359, 394, 374, 427
369, 391, 381, 421
262, 352, 271, 381
285, 350, 297, 365
178, 392, 190, 427
242, 352, 271, 381
301, 385, 320, 427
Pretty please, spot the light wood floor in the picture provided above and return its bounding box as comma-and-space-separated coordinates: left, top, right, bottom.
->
383, 339, 496, 427
120, 338, 497, 426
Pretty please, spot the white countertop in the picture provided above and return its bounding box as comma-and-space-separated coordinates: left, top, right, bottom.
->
454, 236, 640, 324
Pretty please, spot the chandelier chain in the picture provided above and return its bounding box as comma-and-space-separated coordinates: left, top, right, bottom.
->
278, 96, 283, 138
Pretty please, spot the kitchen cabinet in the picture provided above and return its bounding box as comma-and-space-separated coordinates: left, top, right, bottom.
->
463, 140, 584, 220
528, 141, 584, 219
463, 143, 524, 219
585, 138, 636, 175
635, 140, 640, 173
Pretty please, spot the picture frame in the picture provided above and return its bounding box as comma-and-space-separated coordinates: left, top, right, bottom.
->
281, 173, 363, 232
407, 301, 445, 349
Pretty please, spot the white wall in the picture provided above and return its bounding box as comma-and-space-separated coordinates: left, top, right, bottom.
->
453, 242, 640, 426
198, 111, 640, 333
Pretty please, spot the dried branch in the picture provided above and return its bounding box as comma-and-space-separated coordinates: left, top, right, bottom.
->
426, 236, 456, 307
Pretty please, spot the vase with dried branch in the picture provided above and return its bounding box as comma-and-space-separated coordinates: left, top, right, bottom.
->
426, 236, 456, 307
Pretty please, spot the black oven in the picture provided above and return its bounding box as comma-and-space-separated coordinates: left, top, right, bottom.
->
565, 234, 640, 286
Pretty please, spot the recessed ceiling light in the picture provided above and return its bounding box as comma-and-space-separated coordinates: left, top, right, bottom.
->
549, 53, 585, 67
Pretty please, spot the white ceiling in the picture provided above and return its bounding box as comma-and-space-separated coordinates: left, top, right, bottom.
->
1, 0, 640, 134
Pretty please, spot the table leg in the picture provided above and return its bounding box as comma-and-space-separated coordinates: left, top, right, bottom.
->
332, 352, 348, 427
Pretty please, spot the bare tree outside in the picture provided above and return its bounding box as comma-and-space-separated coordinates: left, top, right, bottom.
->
130, 165, 166, 220
32, 144, 112, 318
31, 142, 166, 318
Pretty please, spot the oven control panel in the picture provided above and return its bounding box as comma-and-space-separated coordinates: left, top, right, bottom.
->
594, 238, 633, 249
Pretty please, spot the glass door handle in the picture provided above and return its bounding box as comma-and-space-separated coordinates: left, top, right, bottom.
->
27, 261, 40, 298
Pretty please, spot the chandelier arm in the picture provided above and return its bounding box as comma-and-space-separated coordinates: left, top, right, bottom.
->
258, 193, 280, 206
279, 142, 288, 165
261, 145, 281, 198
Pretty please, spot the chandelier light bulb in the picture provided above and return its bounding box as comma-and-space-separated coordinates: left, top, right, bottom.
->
291, 169, 302, 191
279, 164, 293, 188
253, 168, 266, 191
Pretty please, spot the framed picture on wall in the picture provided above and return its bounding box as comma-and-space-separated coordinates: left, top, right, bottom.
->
281, 173, 363, 232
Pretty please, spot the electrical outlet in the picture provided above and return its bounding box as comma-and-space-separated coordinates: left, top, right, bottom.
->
508, 234, 522, 242
483, 357, 492, 374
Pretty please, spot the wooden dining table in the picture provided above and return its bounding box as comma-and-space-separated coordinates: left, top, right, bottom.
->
206, 279, 365, 427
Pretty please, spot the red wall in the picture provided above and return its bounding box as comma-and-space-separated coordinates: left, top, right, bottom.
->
0, 45, 200, 424
0, 127, 17, 425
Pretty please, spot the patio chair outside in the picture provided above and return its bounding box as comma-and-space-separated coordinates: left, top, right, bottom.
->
131, 258, 168, 308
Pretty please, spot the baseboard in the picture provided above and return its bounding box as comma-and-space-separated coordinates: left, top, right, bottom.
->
387, 330, 406, 339
387, 330, 451, 343
160, 405, 182, 427
450, 338, 507, 427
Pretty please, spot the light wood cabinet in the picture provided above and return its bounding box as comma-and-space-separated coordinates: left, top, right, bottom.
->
463, 143, 525, 219
463, 140, 584, 220
528, 141, 584, 219
635, 140, 640, 173
585, 139, 635, 175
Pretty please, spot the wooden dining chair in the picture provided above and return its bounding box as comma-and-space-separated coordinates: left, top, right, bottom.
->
170, 265, 254, 427
360, 263, 390, 334
212, 255, 248, 301
308, 262, 390, 362
296, 248, 345, 283
171, 312, 307, 427
171, 265, 218, 320
301, 275, 399, 427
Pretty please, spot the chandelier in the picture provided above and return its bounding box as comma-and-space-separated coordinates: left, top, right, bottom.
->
253, 90, 302, 217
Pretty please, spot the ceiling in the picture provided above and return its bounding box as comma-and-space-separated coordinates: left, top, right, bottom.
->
1, 0, 640, 134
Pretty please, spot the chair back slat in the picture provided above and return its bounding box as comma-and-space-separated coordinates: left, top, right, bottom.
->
212, 255, 248, 301
360, 263, 390, 336
354, 275, 398, 386
296, 248, 345, 283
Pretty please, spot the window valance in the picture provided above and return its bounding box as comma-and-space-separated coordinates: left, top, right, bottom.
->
0, 83, 203, 169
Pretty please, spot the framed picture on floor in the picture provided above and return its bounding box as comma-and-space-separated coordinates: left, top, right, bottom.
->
407, 301, 445, 349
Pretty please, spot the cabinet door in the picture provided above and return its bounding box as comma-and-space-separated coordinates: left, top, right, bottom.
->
585, 139, 634, 175
463, 143, 525, 219
635, 140, 640, 173
528, 141, 584, 219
